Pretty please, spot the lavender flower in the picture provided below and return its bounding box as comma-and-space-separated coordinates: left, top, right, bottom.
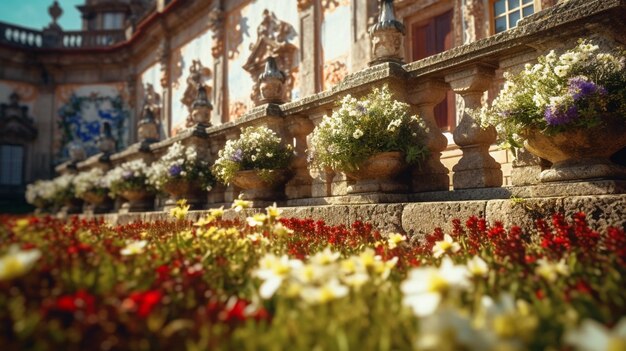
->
356, 103, 368, 115
544, 104, 578, 126
568, 77, 606, 100
168, 164, 182, 177
122, 170, 134, 180
230, 149, 243, 163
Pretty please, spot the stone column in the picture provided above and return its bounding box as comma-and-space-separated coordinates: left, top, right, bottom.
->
408, 80, 450, 192
351, 0, 379, 71
445, 65, 502, 189
298, 0, 321, 96
158, 39, 171, 137
208, 6, 226, 125
207, 134, 227, 206
285, 115, 315, 199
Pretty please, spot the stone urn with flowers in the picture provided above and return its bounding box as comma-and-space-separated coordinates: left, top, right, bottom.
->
484, 40, 626, 182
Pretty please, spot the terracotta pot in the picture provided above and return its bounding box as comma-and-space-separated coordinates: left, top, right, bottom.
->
345, 151, 408, 181
231, 169, 289, 201
120, 189, 153, 202
162, 178, 202, 198
82, 190, 108, 205
524, 116, 626, 182
344, 151, 408, 194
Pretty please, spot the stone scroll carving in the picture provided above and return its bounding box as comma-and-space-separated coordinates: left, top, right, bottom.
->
242, 9, 298, 106
181, 60, 212, 128
0, 92, 37, 142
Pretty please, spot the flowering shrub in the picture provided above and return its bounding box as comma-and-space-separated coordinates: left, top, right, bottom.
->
147, 142, 215, 191
25, 179, 58, 208
0, 207, 624, 350
105, 159, 155, 196
310, 85, 428, 172
212, 126, 293, 184
73, 168, 108, 199
475, 40, 626, 150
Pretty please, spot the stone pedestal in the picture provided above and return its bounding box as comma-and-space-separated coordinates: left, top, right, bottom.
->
511, 148, 550, 186
446, 65, 502, 189
408, 80, 450, 192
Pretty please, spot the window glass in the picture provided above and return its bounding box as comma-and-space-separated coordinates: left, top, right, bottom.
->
0, 144, 24, 185
493, 0, 536, 34
103, 13, 124, 30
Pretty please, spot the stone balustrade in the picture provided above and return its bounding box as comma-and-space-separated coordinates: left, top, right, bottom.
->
0, 22, 125, 49
54, 0, 626, 219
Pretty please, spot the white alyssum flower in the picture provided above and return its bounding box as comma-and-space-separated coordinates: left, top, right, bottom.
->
352, 129, 364, 139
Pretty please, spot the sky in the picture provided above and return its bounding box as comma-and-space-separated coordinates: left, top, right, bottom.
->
0, 0, 83, 30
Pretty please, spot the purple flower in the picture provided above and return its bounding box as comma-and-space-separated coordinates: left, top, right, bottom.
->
230, 149, 243, 163
356, 103, 368, 115
168, 164, 182, 177
122, 171, 134, 180
568, 77, 606, 100
544, 104, 578, 126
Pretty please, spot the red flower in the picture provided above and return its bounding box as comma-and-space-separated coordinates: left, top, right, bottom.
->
55, 289, 96, 315
128, 290, 162, 318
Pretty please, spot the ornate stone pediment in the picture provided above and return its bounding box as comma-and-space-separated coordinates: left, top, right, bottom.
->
0, 92, 37, 141
243, 9, 298, 106
181, 59, 212, 127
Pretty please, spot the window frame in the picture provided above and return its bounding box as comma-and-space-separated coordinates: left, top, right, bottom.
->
0, 143, 25, 186
489, 0, 541, 35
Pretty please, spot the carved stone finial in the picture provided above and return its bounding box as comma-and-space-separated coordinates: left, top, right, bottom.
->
0, 92, 37, 141
181, 60, 212, 127
97, 121, 116, 155
48, 1, 63, 25
369, 0, 405, 65
68, 141, 86, 163
137, 105, 159, 143
190, 84, 213, 126
258, 57, 286, 104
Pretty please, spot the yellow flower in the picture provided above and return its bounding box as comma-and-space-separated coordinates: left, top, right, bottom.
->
432, 234, 461, 258
266, 203, 281, 219
120, 240, 148, 256
247, 213, 267, 227
300, 279, 349, 304
0, 245, 41, 281
232, 197, 251, 212
169, 200, 190, 220
535, 258, 569, 282
209, 206, 224, 218
387, 233, 406, 249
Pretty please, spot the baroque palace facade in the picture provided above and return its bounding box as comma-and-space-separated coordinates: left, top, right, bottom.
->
0, 0, 609, 211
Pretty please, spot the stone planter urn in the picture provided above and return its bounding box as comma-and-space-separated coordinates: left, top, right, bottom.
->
344, 151, 408, 193
63, 197, 84, 215
162, 178, 205, 209
81, 190, 112, 214
523, 116, 626, 182
120, 189, 154, 212
231, 169, 290, 201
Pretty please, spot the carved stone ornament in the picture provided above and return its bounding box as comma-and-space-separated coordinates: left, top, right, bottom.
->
259, 57, 287, 104
181, 60, 212, 127
157, 41, 170, 88
463, 0, 486, 43
97, 121, 116, 155
137, 104, 159, 143
190, 84, 213, 126
0, 92, 37, 141
68, 141, 87, 163
369, 0, 406, 65
243, 9, 298, 106
297, 0, 313, 11
208, 9, 225, 58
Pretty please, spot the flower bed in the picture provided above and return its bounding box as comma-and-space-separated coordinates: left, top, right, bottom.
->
0, 205, 625, 350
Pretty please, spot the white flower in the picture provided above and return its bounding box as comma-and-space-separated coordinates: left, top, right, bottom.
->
432, 234, 461, 258
246, 213, 267, 227
254, 254, 303, 299
467, 256, 489, 277
565, 318, 626, 351
535, 258, 569, 282
120, 240, 148, 256
401, 257, 470, 316
352, 129, 364, 139
554, 65, 570, 77
309, 247, 341, 266
0, 245, 41, 281
300, 279, 349, 304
